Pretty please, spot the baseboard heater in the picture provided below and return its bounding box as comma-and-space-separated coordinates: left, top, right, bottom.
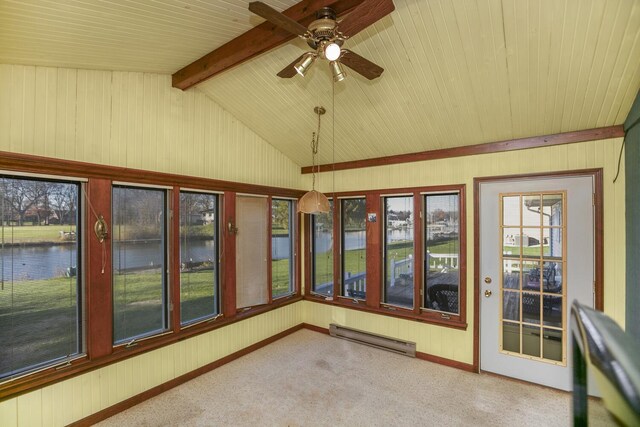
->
329, 324, 416, 357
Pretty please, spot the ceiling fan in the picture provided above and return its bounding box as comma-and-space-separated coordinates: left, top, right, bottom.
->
248, 1, 392, 81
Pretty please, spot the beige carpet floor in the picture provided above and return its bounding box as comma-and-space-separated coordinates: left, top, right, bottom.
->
97, 329, 613, 426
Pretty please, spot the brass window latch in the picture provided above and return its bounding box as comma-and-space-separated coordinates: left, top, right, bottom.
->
227, 221, 238, 234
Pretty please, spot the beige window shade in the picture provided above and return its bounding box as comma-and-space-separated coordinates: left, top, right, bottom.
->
236, 195, 268, 309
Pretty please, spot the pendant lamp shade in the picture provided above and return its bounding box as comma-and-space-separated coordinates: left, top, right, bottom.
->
298, 189, 330, 214
299, 106, 330, 215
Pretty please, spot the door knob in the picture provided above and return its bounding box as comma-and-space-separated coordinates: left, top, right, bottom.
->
484, 277, 492, 284
484, 290, 492, 297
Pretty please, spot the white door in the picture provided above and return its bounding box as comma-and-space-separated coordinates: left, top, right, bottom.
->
479, 176, 594, 391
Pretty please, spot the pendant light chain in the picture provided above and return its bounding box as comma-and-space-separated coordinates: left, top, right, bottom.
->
310, 107, 323, 190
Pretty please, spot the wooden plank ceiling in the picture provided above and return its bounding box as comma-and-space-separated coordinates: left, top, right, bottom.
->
1, 0, 640, 167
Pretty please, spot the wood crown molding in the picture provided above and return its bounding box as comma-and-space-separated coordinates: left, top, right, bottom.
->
172, 0, 367, 90
301, 125, 625, 174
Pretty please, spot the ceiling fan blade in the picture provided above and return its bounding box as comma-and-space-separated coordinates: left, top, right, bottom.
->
249, 2, 309, 37
337, 0, 395, 37
340, 49, 383, 80
276, 55, 304, 78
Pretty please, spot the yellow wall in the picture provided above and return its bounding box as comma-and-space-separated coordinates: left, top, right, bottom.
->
0, 64, 302, 190
303, 137, 626, 364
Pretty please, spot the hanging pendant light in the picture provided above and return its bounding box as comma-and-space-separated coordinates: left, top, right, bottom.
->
298, 106, 330, 214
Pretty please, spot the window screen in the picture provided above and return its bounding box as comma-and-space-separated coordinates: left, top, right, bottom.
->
311, 201, 334, 296
341, 198, 366, 299
236, 195, 268, 309
0, 176, 82, 380
180, 191, 219, 325
424, 193, 460, 314
272, 199, 294, 298
112, 185, 168, 343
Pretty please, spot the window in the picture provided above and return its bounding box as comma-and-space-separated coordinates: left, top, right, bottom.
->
112, 185, 168, 343
424, 193, 461, 314
383, 196, 415, 308
311, 200, 333, 296
0, 175, 83, 380
272, 199, 295, 299
179, 191, 219, 325
341, 198, 366, 299
236, 195, 268, 309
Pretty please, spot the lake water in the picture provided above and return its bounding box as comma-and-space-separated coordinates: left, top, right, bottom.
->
1, 228, 414, 282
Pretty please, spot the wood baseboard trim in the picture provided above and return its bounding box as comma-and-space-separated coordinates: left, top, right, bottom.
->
415, 352, 476, 373
301, 323, 476, 373
301, 323, 330, 335
301, 125, 624, 174
69, 324, 304, 427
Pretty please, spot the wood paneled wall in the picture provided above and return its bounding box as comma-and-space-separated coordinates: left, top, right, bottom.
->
0, 64, 302, 190
304, 137, 626, 364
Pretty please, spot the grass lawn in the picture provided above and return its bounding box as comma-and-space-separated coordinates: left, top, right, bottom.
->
504, 245, 550, 257
0, 224, 76, 244
0, 275, 79, 376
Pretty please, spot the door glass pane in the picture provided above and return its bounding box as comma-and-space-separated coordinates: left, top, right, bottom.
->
502, 196, 520, 227
424, 193, 460, 314
179, 192, 218, 325
503, 260, 520, 289
272, 199, 294, 299
341, 198, 366, 299
543, 295, 563, 328
383, 196, 414, 308
543, 328, 563, 361
312, 201, 333, 296
502, 322, 520, 353
503, 291, 519, 322
543, 261, 562, 294
522, 292, 540, 325
499, 191, 567, 365
522, 195, 541, 226
542, 194, 563, 226
543, 228, 562, 259
522, 324, 541, 357
521, 228, 541, 258
522, 260, 541, 291
503, 227, 520, 257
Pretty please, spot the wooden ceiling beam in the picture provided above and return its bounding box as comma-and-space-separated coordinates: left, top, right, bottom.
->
301, 125, 626, 174
172, 0, 365, 90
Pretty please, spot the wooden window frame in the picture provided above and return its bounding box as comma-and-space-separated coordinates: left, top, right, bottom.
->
304, 185, 467, 330
0, 151, 303, 400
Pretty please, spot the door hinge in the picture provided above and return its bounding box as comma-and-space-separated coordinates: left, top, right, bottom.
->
592, 193, 595, 206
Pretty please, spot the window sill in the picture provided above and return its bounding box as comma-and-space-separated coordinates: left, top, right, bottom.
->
0, 295, 303, 400
304, 294, 467, 330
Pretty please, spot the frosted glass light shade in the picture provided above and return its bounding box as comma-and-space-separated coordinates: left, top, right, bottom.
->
298, 190, 330, 214
324, 42, 341, 61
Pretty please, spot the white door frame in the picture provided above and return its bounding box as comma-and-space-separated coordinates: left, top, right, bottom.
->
472, 169, 604, 374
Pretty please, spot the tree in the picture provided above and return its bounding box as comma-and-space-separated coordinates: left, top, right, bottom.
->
0, 178, 48, 226
272, 200, 290, 230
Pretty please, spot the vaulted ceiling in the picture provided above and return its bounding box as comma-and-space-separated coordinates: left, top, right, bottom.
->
2, 0, 639, 167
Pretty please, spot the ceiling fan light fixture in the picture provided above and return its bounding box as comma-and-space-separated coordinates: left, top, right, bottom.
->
324, 42, 341, 61
330, 61, 346, 82
295, 52, 316, 76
